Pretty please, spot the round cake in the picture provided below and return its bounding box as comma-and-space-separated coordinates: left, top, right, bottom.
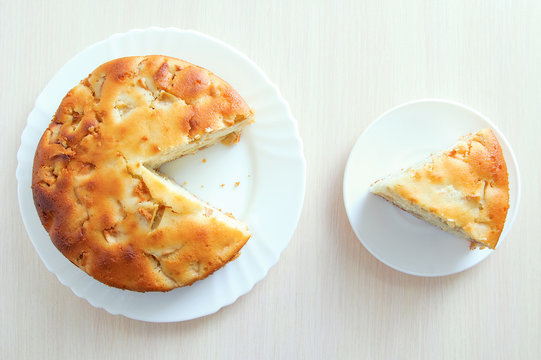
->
32, 55, 254, 291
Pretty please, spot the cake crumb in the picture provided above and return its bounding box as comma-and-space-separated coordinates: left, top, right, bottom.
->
235, 182, 240, 187
201, 185, 204, 188
221, 132, 241, 145
220, 184, 225, 187
183, 181, 187, 185
202, 158, 207, 163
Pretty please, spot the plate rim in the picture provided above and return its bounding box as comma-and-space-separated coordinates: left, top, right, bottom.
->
16, 27, 306, 321
343, 98, 521, 277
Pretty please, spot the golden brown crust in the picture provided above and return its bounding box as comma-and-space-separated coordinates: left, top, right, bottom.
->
372, 128, 509, 249
32, 56, 253, 291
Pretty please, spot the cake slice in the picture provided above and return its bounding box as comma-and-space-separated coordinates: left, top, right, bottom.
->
370, 128, 509, 249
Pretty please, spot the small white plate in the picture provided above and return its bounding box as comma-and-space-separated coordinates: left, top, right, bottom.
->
343, 99, 520, 276
17, 28, 306, 321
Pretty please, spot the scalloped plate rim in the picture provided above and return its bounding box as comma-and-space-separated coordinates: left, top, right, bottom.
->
17, 27, 306, 322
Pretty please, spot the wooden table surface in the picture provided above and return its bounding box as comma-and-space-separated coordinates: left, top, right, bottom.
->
2, 1, 540, 359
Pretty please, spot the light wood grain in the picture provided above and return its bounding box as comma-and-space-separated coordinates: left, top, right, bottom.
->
2, 0, 540, 359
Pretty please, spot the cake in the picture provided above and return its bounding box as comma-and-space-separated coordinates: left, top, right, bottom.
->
370, 128, 509, 249
32, 55, 254, 291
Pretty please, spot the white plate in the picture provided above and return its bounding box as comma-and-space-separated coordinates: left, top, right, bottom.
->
343, 99, 520, 276
16, 28, 306, 322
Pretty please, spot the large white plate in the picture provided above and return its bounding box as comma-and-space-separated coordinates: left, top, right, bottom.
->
17, 28, 305, 322
343, 99, 520, 276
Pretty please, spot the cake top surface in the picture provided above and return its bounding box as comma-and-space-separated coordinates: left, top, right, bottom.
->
32, 55, 253, 291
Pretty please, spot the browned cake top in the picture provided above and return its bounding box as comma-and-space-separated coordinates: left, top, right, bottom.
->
32, 55, 253, 291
